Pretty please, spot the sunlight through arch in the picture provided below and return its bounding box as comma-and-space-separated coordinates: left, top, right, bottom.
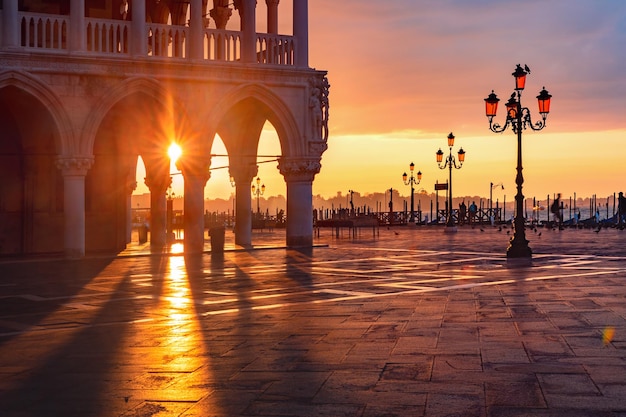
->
255, 121, 284, 219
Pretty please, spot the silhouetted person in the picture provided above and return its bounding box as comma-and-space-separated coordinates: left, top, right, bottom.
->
458, 201, 467, 225
469, 201, 477, 225
618, 192, 626, 225
551, 193, 563, 228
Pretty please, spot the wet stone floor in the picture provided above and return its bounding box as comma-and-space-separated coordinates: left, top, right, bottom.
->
1, 226, 626, 416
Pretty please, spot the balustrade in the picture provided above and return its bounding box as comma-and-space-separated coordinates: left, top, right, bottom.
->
20, 12, 67, 50
7, 11, 296, 66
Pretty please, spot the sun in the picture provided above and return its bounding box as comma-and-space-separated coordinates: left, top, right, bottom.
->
168, 143, 182, 163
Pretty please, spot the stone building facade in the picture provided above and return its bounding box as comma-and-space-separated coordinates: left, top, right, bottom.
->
0, 0, 329, 257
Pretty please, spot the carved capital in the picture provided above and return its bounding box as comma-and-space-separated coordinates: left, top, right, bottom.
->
229, 162, 258, 184
127, 179, 138, 195
144, 173, 172, 194
278, 157, 321, 182
176, 156, 211, 179
209, 6, 232, 29
308, 141, 328, 158
55, 157, 94, 176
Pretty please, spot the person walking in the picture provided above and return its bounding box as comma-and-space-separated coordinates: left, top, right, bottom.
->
551, 193, 563, 229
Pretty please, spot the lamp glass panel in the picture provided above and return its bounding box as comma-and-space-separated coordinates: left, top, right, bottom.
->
485, 100, 498, 117
447, 133, 455, 147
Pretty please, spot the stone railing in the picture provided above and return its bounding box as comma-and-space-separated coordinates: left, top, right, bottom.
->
19, 12, 68, 51
256, 33, 295, 65
5, 11, 295, 65
86, 18, 130, 55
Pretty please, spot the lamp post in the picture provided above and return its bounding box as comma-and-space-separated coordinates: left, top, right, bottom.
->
490, 182, 504, 211
251, 176, 265, 215
484, 64, 552, 259
348, 189, 355, 214
436, 132, 465, 230
402, 162, 422, 223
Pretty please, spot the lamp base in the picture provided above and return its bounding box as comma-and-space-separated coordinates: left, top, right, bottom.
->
506, 238, 532, 259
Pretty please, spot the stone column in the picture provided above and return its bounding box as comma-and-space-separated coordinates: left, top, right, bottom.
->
132, 0, 147, 56
230, 162, 258, 247
189, 0, 204, 59
145, 173, 170, 248
278, 157, 320, 247
293, 0, 308, 68
70, 0, 85, 52
266, 0, 279, 34
56, 157, 94, 259
240, 0, 257, 63
182, 170, 210, 254
1, 0, 18, 48
126, 178, 137, 243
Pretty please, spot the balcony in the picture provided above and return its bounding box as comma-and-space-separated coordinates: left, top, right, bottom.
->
1, 10, 297, 66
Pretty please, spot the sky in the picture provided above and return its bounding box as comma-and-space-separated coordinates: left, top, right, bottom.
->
138, 0, 626, 203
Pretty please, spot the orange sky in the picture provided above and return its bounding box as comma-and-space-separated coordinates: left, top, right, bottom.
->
136, 1, 626, 202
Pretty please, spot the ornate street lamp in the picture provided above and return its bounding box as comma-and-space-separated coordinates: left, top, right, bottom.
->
436, 132, 465, 230
485, 64, 552, 258
348, 189, 355, 214
251, 176, 265, 214
402, 162, 422, 223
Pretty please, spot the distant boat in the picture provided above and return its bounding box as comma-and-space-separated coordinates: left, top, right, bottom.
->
532, 206, 545, 211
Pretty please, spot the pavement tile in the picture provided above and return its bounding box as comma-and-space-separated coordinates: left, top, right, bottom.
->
426, 392, 485, 417
485, 376, 546, 408
2, 227, 626, 416
537, 373, 600, 395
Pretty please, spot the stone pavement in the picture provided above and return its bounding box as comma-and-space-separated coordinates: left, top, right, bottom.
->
1, 225, 626, 416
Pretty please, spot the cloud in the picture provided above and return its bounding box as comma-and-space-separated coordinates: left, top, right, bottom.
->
309, 0, 626, 136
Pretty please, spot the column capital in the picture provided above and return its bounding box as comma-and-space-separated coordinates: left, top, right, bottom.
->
176, 157, 212, 183
144, 173, 172, 194
210, 4, 233, 29
127, 179, 138, 195
55, 156, 94, 176
278, 157, 320, 182
229, 162, 258, 184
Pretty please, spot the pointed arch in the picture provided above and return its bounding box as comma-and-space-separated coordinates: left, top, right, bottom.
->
0, 70, 73, 155
209, 83, 303, 157
81, 76, 193, 156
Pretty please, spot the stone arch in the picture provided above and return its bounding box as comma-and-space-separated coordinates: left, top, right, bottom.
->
81, 77, 197, 252
0, 70, 69, 254
0, 70, 73, 156
81, 77, 191, 156
209, 82, 303, 158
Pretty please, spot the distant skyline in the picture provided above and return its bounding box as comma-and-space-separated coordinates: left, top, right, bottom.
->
135, 0, 626, 201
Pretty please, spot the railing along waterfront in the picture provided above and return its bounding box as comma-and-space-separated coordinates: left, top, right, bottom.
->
8, 12, 295, 66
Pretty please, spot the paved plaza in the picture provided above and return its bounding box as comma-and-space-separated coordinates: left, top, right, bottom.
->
1, 225, 626, 416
